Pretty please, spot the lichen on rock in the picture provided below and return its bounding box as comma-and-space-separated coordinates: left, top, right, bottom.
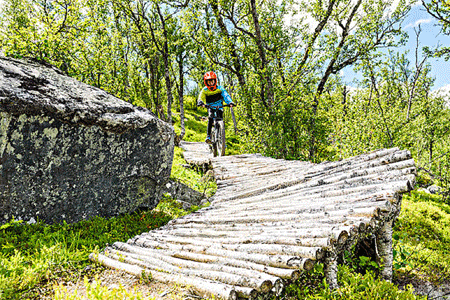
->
0, 57, 175, 224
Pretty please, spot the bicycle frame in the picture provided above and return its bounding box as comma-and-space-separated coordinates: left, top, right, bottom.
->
201, 103, 230, 157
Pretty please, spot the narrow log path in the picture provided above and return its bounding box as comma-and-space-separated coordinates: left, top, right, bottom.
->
91, 144, 415, 300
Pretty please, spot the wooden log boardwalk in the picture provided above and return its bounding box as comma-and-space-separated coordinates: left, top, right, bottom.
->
90, 144, 416, 299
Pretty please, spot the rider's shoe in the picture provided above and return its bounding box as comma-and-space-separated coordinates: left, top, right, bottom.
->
205, 136, 212, 144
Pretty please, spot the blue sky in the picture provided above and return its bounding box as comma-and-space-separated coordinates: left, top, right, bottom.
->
343, 3, 450, 92
404, 3, 450, 91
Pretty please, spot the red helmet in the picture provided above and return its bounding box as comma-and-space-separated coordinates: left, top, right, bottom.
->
203, 71, 217, 91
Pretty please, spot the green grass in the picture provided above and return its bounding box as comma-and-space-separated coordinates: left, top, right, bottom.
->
53, 275, 147, 300
393, 190, 450, 284
170, 147, 217, 198
0, 197, 197, 300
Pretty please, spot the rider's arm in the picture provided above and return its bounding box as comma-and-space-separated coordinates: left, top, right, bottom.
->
220, 88, 233, 105
197, 88, 207, 106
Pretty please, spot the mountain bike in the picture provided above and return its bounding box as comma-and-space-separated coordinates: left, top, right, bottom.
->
198, 102, 232, 157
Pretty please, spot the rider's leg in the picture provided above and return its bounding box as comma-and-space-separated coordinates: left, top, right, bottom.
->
217, 109, 223, 120
206, 108, 214, 143
207, 118, 213, 137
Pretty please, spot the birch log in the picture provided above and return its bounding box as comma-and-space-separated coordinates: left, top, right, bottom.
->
376, 219, 394, 281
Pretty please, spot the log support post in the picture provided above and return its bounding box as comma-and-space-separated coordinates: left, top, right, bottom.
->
324, 252, 338, 290
375, 219, 394, 281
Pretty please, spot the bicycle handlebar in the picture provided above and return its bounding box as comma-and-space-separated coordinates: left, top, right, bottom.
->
197, 101, 235, 108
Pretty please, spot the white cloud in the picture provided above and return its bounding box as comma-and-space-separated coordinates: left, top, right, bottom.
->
346, 86, 361, 95
435, 84, 450, 95
405, 18, 433, 29
384, 0, 416, 19
287, 0, 415, 33
385, 0, 402, 18
434, 84, 450, 106
282, 2, 319, 34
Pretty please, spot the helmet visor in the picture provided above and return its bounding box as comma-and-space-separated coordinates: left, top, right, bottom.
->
205, 79, 216, 87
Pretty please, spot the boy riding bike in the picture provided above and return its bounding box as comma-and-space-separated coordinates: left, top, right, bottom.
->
197, 71, 236, 144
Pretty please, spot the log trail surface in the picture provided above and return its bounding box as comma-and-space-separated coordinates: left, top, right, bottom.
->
91, 144, 416, 299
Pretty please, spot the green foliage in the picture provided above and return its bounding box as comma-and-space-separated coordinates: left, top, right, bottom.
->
343, 248, 382, 276
240, 95, 316, 161
394, 190, 450, 283
415, 172, 434, 188
0, 0, 418, 164
172, 109, 208, 143
393, 232, 416, 272
155, 194, 201, 219
284, 264, 424, 299
422, 0, 450, 60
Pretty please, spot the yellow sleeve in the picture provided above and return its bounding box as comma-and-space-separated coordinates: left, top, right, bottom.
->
198, 88, 206, 103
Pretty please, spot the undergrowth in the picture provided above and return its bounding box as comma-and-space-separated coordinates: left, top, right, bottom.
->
393, 190, 450, 286
0, 197, 193, 300
283, 264, 423, 299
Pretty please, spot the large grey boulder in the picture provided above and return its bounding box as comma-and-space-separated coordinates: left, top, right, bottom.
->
0, 57, 174, 224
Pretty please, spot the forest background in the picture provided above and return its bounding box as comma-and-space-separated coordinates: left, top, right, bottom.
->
1, 0, 450, 299
1, 0, 450, 192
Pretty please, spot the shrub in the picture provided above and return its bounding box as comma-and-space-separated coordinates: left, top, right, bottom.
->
284, 264, 424, 300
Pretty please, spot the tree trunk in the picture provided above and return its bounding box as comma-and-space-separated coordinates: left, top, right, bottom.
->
249, 0, 274, 107
107, 248, 274, 293
309, 0, 363, 161
91, 253, 244, 300
113, 242, 302, 279
150, 56, 157, 115
209, 0, 246, 87
156, 4, 173, 124
178, 53, 185, 143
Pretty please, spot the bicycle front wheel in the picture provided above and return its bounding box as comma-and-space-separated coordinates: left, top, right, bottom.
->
215, 121, 226, 156
211, 125, 218, 157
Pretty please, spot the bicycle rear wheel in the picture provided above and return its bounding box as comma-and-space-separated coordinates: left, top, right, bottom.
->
215, 121, 226, 156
